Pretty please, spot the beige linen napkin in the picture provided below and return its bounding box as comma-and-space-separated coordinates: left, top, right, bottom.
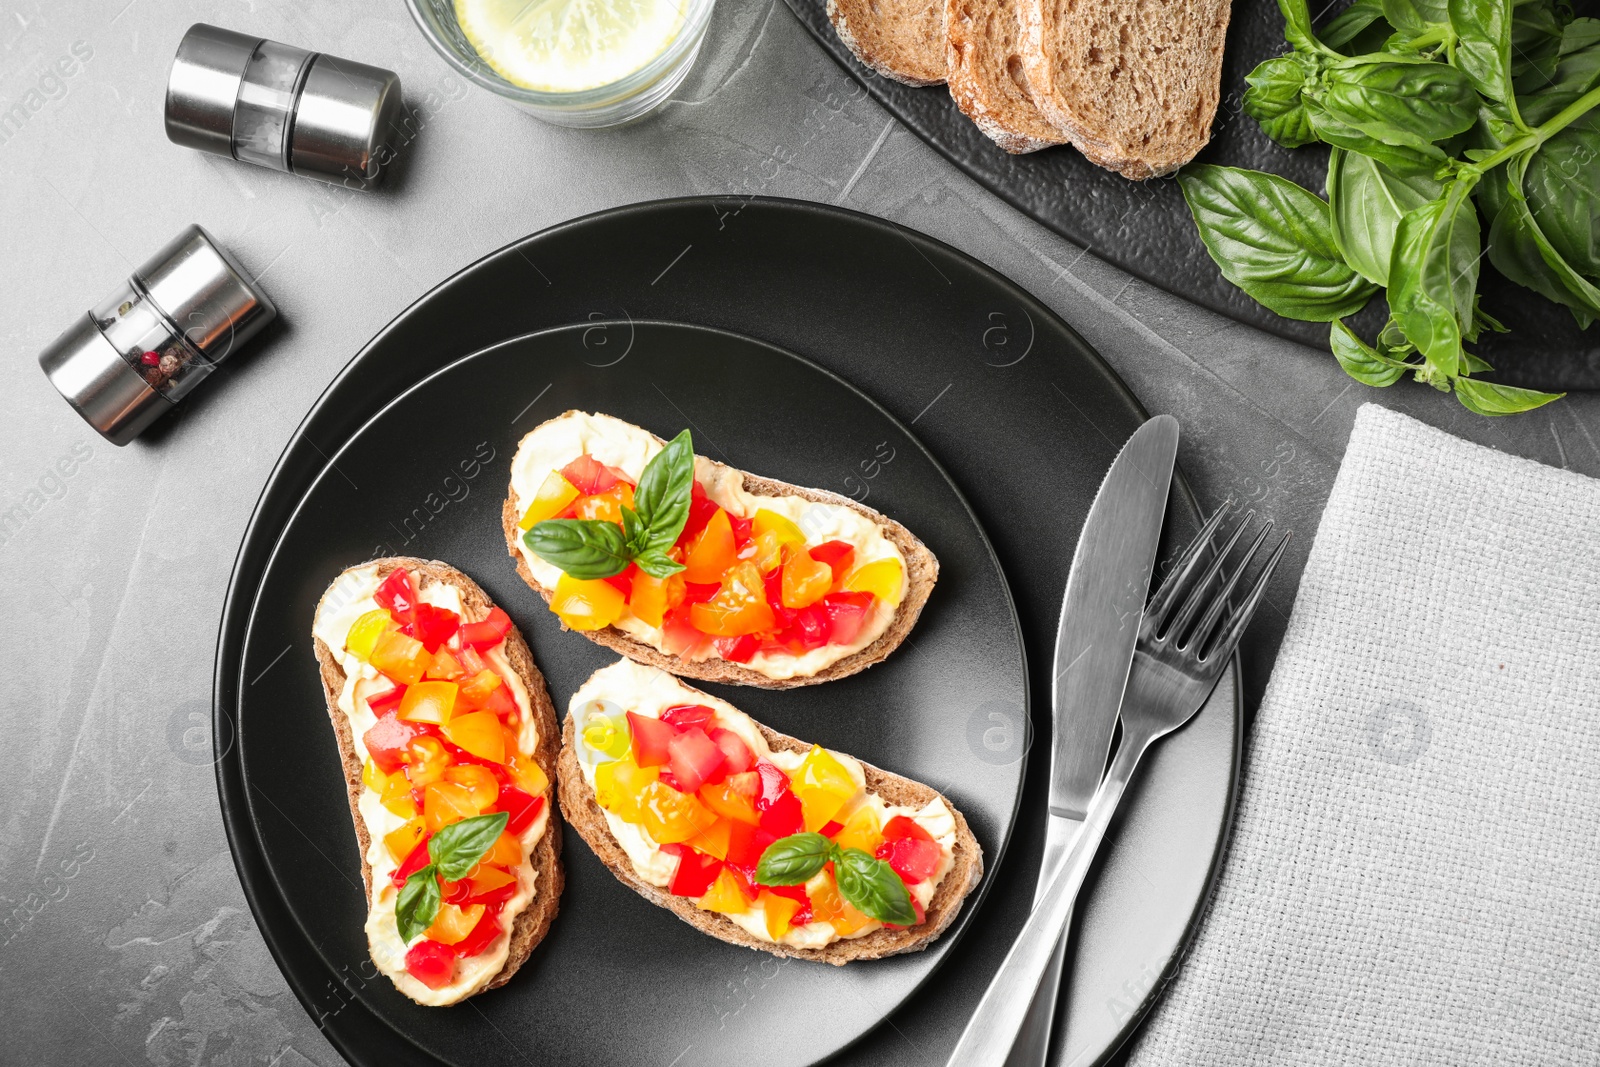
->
1126, 404, 1600, 1067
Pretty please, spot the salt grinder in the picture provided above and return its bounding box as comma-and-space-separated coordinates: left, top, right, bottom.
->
165, 23, 402, 189
38, 225, 277, 445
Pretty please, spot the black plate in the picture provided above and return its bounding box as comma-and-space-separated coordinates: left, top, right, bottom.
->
778, 0, 1600, 391
213, 196, 1239, 1067
232, 322, 1026, 1066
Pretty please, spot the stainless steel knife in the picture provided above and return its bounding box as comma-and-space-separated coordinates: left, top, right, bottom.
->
1004, 414, 1178, 1067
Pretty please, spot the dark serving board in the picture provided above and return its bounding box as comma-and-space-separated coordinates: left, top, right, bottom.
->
780, 0, 1600, 391
213, 197, 1239, 1067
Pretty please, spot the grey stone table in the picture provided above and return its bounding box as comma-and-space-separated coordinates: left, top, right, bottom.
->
4, 2, 1597, 1065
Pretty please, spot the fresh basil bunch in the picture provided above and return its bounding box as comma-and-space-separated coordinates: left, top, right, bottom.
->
395, 811, 512, 943
522, 429, 694, 580
756, 831, 918, 926
1180, 0, 1600, 415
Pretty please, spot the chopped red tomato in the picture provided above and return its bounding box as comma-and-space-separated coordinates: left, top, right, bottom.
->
721, 821, 777, 882
560, 454, 625, 496
374, 568, 419, 627
661, 705, 717, 732
497, 785, 545, 834
683, 582, 721, 604
602, 563, 637, 598
405, 940, 456, 988
820, 820, 844, 838
405, 603, 460, 653
710, 728, 754, 775
822, 592, 875, 645
667, 727, 726, 792
627, 711, 675, 767
458, 606, 512, 651
753, 760, 805, 837
452, 903, 506, 958
390, 835, 434, 888
713, 634, 760, 662
366, 685, 407, 718
661, 843, 725, 896
480, 684, 517, 723
882, 815, 935, 843
809, 541, 857, 581
677, 482, 720, 547
728, 514, 754, 547
364, 713, 428, 774
877, 835, 941, 884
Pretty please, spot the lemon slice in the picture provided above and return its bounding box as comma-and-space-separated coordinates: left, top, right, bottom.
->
456, 0, 690, 94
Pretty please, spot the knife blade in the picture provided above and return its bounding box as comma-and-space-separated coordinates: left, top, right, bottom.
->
1004, 414, 1178, 1067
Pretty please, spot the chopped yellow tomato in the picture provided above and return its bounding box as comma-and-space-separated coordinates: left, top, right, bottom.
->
753, 509, 806, 548
808, 871, 875, 935
424, 780, 481, 833
690, 562, 775, 636
443, 711, 505, 764
762, 891, 803, 939
384, 817, 426, 863
506, 754, 550, 797
399, 681, 458, 725
831, 804, 883, 855
369, 630, 430, 686
380, 772, 418, 819
792, 745, 860, 832
403, 736, 450, 788
698, 772, 761, 825
444, 764, 499, 809
626, 571, 682, 628
580, 709, 630, 760
344, 609, 394, 661
747, 529, 786, 574
425, 902, 485, 945
519, 471, 581, 530
594, 756, 658, 821
637, 781, 718, 844
842, 558, 905, 606
573, 483, 635, 524
683, 509, 737, 583
781, 549, 833, 609
361, 758, 385, 792
551, 573, 626, 631
697, 869, 751, 915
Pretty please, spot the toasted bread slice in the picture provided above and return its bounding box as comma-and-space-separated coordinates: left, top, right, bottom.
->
828, 0, 949, 86
946, 0, 1068, 154
502, 412, 939, 690
1019, 0, 1231, 178
557, 662, 984, 963
312, 557, 562, 1003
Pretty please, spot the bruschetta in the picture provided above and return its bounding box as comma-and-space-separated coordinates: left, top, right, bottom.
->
311, 558, 562, 1005
558, 659, 983, 962
502, 411, 938, 688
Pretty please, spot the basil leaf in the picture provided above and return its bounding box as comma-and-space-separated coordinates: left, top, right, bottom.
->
428, 811, 512, 881
1449, 0, 1516, 106
396, 863, 441, 944
1330, 319, 1411, 386
1314, 61, 1479, 150
1455, 377, 1565, 414
1319, 0, 1389, 50
1486, 164, 1600, 328
524, 519, 633, 580
1179, 165, 1378, 321
1389, 177, 1483, 378
1327, 148, 1443, 285
1511, 0, 1568, 88
1522, 27, 1600, 124
620, 506, 647, 556
1382, 0, 1448, 36
1277, 0, 1325, 52
633, 548, 685, 580
631, 429, 694, 556
1522, 114, 1600, 278
833, 848, 917, 927
1304, 104, 1450, 176
1244, 55, 1320, 147
755, 833, 833, 885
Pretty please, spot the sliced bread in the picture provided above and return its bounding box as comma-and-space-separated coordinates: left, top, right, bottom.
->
828, 0, 949, 86
1020, 0, 1232, 178
946, 0, 1068, 154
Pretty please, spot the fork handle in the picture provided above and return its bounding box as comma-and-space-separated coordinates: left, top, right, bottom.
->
945, 726, 1156, 1067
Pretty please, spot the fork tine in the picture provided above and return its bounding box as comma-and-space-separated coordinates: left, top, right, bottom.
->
1166, 511, 1255, 647
1144, 501, 1232, 633
1202, 532, 1291, 664
1187, 521, 1275, 654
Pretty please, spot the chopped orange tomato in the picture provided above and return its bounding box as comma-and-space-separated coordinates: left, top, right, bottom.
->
626, 571, 682, 628
384, 817, 426, 864
423, 648, 465, 681
841, 558, 905, 606
425, 902, 484, 945
762, 891, 803, 939
808, 871, 875, 935
424, 781, 480, 832
482, 831, 524, 869
506, 754, 549, 797
699, 772, 760, 825
683, 509, 737, 583
369, 630, 430, 686
690, 562, 775, 636
792, 745, 859, 832
443, 711, 505, 764
689, 818, 735, 860
637, 781, 717, 844
456, 668, 502, 710
443, 764, 499, 809
403, 736, 450, 788
831, 805, 883, 854
573, 483, 635, 523
781, 549, 833, 609
468, 866, 517, 898
519, 471, 581, 530
697, 869, 750, 915
399, 681, 458, 725
551, 573, 626, 631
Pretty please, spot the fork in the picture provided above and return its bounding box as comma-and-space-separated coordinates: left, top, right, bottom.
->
945, 503, 1289, 1067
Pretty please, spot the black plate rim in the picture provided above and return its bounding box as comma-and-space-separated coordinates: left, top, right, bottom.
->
211, 194, 1242, 1067
231, 319, 1030, 1061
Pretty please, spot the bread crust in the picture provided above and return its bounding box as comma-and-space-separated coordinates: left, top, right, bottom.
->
312, 557, 564, 1000
556, 673, 984, 963
827, 0, 949, 86
501, 414, 939, 690
945, 0, 1069, 154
